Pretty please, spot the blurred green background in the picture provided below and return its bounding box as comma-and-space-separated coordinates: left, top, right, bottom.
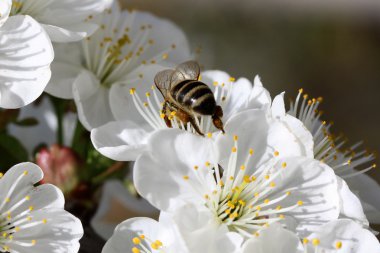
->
122, 0, 380, 183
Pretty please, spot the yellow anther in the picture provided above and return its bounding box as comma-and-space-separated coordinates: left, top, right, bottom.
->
29, 206, 34, 211
183, 175, 189, 180
194, 165, 199, 170
231, 147, 237, 153
312, 238, 320, 246
279, 214, 285, 219
2, 233, 7, 238
205, 161, 211, 166
281, 162, 287, 168
219, 180, 224, 186
322, 121, 327, 125
251, 176, 256, 181
243, 175, 251, 183
132, 247, 140, 253
297, 200, 304, 206
276, 205, 282, 210
213, 81, 219, 86
238, 200, 246, 206
240, 165, 245, 170
254, 192, 259, 197
229, 77, 236, 82
254, 232, 260, 237
286, 191, 291, 196
139, 234, 145, 239
249, 149, 254, 155
26, 216, 32, 221
303, 94, 308, 99
143, 102, 148, 107
256, 206, 261, 211
204, 194, 209, 200
155, 240, 163, 247
162, 53, 168, 60
160, 113, 165, 119
23, 170, 28, 175
264, 175, 270, 180
298, 88, 304, 94
270, 182, 276, 188
130, 88, 136, 95
170, 111, 176, 116
42, 219, 47, 224
0, 173, 3, 178
25, 196, 30, 201
15, 227, 20, 232
207, 132, 212, 138
31, 240, 36, 245
373, 164, 377, 168
229, 176, 234, 180
225, 209, 231, 214
274, 151, 280, 157
264, 199, 270, 204
233, 135, 238, 141
303, 238, 309, 245
5, 197, 10, 203
3, 246, 9, 251
335, 241, 342, 249
145, 92, 150, 97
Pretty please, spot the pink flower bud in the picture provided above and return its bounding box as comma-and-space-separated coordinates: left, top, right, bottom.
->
36, 144, 81, 195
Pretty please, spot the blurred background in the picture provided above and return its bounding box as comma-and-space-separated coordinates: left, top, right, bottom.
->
122, 0, 380, 182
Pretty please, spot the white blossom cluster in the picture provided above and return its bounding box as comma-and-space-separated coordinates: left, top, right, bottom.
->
0, 0, 379, 253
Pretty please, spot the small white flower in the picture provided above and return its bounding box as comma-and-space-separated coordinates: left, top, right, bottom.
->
91, 72, 271, 161
134, 106, 340, 238
102, 204, 243, 253
9, 0, 112, 42
242, 220, 380, 253
0, 0, 54, 109
91, 180, 158, 240
288, 89, 378, 224
0, 162, 83, 253
8, 97, 77, 157
46, 3, 191, 130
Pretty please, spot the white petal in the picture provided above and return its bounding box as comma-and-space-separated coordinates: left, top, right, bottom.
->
91, 120, 151, 161
91, 180, 158, 240
345, 173, 380, 224
72, 70, 114, 130
217, 109, 313, 175
38, 0, 113, 42
247, 75, 272, 109
0, 0, 11, 27
45, 62, 83, 99
307, 219, 380, 253
274, 157, 340, 237
8, 97, 77, 156
337, 177, 368, 226
242, 223, 301, 253
0, 15, 54, 108
42, 23, 98, 43
134, 129, 216, 212
271, 92, 286, 118
10, 209, 83, 253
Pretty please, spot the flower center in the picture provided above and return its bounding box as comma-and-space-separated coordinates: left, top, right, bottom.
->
82, 9, 176, 88
11, 0, 53, 16
183, 136, 303, 237
129, 77, 235, 134
131, 234, 165, 253
289, 88, 376, 179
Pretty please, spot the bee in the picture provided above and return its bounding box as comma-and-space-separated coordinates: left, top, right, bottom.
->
154, 60, 225, 136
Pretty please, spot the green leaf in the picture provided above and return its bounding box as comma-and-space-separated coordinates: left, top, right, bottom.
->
0, 134, 29, 171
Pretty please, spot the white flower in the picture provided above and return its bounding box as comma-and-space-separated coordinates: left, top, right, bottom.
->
288, 89, 378, 224
0, 0, 54, 109
0, 162, 83, 253
91, 72, 271, 161
242, 220, 380, 253
8, 97, 77, 157
91, 180, 158, 240
45, 3, 191, 130
102, 204, 243, 253
9, 0, 112, 42
134, 104, 341, 238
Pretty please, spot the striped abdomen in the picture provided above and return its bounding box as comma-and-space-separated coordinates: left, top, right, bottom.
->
170, 80, 216, 115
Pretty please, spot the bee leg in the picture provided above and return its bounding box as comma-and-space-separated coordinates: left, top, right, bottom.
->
175, 109, 204, 136
162, 101, 172, 128
212, 106, 225, 133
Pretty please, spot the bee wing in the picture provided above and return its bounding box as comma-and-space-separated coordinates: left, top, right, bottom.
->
171, 61, 200, 84
154, 69, 175, 97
